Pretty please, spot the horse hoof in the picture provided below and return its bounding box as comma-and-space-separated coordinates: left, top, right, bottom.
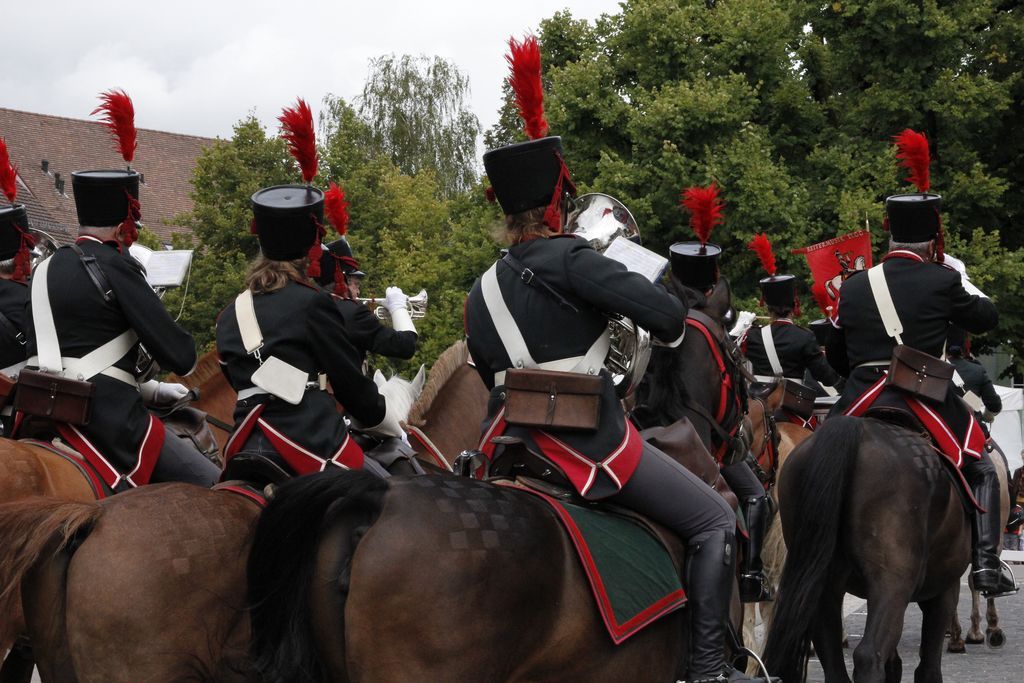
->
986, 629, 1005, 649
947, 639, 966, 654
965, 635, 984, 645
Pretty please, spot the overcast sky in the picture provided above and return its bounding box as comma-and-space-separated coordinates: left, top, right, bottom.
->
2, 0, 622, 142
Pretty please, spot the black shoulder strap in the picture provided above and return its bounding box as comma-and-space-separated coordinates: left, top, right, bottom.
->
500, 251, 579, 314
69, 244, 116, 303
0, 310, 24, 346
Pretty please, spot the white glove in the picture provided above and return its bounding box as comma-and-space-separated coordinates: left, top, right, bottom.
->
351, 383, 406, 440
384, 286, 417, 334
729, 310, 757, 339
140, 381, 190, 407
384, 286, 409, 313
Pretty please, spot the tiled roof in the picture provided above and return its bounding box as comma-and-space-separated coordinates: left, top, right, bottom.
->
0, 107, 215, 244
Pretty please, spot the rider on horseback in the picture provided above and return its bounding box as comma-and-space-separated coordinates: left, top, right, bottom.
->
742, 235, 844, 418
465, 37, 768, 683
0, 141, 31, 434
664, 208, 779, 605
18, 91, 219, 491
826, 129, 1016, 598
313, 185, 418, 365
216, 100, 403, 480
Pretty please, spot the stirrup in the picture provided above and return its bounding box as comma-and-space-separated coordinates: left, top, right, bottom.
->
739, 572, 775, 603
973, 559, 1018, 598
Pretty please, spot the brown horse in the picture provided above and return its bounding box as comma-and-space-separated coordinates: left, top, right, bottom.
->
0, 484, 257, 682
246, 469, 689, 682
403, 340, 489, 470
763, 416, 972, 683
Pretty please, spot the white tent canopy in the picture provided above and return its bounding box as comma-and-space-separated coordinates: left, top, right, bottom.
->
991, 385, 1023, 473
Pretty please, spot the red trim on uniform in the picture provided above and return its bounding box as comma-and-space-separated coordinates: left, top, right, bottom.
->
56, 424, 122, 489
500, 482, 686, 643
328, 433, 365, 470
223, 403, 366, 476
126, 415, 165, 487
884, 250, 925, 263
531, 421, 644, 497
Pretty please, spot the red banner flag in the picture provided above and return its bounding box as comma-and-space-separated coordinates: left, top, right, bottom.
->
792, 230, 874, 318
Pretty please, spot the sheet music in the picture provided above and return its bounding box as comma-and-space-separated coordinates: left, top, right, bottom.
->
126, 245, 192, 288
602, 236, 668, 283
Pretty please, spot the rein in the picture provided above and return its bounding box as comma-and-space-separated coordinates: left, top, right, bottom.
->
746, 395, 779, 487
683, 310, 748, 463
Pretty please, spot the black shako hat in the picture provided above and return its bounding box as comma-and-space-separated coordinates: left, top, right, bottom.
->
0, 204, 28, 260
483, 136, 573, 216
71, 170, 140, 228
315, 237, 365, 288
808, 318, 832, 347
669, 242, 721, 292
885, 193, 942, 243
759, 274, 797, 309
252, 185, 324, 261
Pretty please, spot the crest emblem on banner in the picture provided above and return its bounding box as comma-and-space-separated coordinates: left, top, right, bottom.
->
792, 230, 873, 318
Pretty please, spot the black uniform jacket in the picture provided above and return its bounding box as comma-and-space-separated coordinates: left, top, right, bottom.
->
743, 320, 842, 388
826, 251, 998, 461
0, 278, 28, 371
23, 237, 197, 480
332, 296, 417, 363
951, 356, 1002, 415
465, 235, 686, 499
217, 280, 386, 469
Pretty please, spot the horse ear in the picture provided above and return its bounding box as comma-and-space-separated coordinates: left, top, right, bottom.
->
373, 369, 386, 388
413, 365, 426, 394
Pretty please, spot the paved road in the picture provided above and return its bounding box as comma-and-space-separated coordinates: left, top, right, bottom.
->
804, 573, 1024, 682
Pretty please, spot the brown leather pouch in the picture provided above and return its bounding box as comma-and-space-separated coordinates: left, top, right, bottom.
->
884, 345, 953, 403
0, 372, 16, 411
14, 368, 94, 425
504, 369, 602, 431
781, 380, 816, 420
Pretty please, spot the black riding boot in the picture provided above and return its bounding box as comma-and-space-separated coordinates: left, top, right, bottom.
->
683, 529, 768, 683
970, 472, 1017, 597
738, 495, 774, 603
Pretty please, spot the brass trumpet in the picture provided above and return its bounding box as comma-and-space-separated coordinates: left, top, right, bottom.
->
356, 289, 429, 321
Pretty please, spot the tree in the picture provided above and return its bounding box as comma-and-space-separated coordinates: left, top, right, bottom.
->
165, 116, 295, 351
356, 55, 481, 198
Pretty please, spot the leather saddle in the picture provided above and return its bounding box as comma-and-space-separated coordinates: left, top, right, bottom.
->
862, 406, 927, 435
221, 452, 292, 490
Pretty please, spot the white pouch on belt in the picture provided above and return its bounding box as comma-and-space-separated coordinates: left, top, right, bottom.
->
251, 356, 309, 406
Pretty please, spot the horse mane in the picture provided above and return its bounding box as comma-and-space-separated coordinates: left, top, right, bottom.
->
170, 350, 222, 390
406, 340, 470, 427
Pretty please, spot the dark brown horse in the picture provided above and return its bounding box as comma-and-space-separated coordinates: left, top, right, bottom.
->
763, 416, 972, 683
246, 469, 688, 682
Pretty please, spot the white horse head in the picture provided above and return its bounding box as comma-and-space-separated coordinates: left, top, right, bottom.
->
371, 365, 427, 434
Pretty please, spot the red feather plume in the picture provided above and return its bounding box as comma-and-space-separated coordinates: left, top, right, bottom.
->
279, 98, 318, 183
893, 128, 930, 192
748, 233, 777, 276
0, 137, 17, 203
91, 89, 137, 163
506, 35, 549, 140
324, 182, 349, 236
680, 183, 724, 246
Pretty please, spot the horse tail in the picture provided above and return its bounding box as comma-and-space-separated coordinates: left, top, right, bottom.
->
763, 415, 862, 682
0, 497, 102, 645
247, 469, 388, 683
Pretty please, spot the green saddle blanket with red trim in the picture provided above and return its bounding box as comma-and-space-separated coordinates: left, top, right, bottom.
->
510, 484, 687, 643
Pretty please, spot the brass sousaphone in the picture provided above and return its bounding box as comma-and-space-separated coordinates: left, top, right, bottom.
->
566, 193, 653, 398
